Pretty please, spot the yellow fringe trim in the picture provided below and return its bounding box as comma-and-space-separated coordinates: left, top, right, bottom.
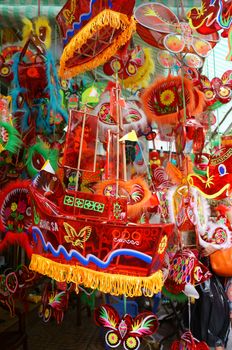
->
59, 9, 136, 79
122, 48, 155, 90
30, 254, 164, 297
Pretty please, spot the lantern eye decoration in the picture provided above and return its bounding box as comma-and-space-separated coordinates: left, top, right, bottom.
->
106, 331, 120, 348
1, 65, 10, 76
218, 164, 227, 176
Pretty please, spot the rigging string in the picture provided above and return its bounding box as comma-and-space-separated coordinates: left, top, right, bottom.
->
213, 45, 221, 149
38, 0, 41, 17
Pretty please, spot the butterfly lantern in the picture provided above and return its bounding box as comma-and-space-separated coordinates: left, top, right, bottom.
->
103, 44, 145, 79
103, 44, 154, 89
38, 281, 71, 324
134, 3, 219, 67
199, 70, 232, 109
171, 330, 209, 350
94, 304, 159, 350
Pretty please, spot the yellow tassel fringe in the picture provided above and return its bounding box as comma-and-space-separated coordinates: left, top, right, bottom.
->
30, 254, 164, 297
59, 9, 136, 79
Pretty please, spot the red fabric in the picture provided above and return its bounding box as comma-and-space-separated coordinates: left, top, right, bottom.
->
56, 0, 135, 44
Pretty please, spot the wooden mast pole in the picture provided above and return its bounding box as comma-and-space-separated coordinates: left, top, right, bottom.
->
75, 106, 87, 192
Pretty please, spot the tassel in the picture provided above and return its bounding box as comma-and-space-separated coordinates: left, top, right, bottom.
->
30, 254, 164, 297
59, 9, 136, 79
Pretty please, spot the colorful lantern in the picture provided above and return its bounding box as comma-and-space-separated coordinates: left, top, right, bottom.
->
134, 3, 219, 55
103, 45, 155, 90
141, 75, 205, 128
171, 330, 209, 349
165, 249, 211, 295
187, 0, 232, 36
188, 147, 232, 199
94, 304, 158, 350
0, 180, 33, 257
57, 0, 136, 78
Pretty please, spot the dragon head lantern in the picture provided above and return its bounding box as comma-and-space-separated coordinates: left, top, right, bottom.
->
188, 146, 232, 199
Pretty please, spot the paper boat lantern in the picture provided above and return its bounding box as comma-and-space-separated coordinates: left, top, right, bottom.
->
57, 0, 136, 78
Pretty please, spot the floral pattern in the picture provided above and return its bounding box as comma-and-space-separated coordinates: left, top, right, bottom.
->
160, 89, 175, 106
1, 185, 32, 233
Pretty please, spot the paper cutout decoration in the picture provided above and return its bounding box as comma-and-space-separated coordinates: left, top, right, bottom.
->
134, 3, 219, 55
199, 220, 232, 251
94, 304, 158, 350
96, 176, 153, 219
57, 0, 136, 78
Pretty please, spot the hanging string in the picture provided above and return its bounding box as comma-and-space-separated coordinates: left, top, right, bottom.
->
212, 46, 221, 149
123, 294, 127, 314
53, 24, 57, 142
79, 285, 96, 296
188, 297, 191, 330
38, 0, 41, 17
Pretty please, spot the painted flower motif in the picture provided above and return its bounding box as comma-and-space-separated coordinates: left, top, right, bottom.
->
17, 200, 27, 214
108, 332, 119, 345
160, 89, 175, 106
11, 202, 17, 212
204, 89, 214, 100
27, 67, 39, 78
125, 336, 137, 348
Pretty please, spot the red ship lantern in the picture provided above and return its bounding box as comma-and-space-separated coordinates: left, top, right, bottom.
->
29, 85, 174, 297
